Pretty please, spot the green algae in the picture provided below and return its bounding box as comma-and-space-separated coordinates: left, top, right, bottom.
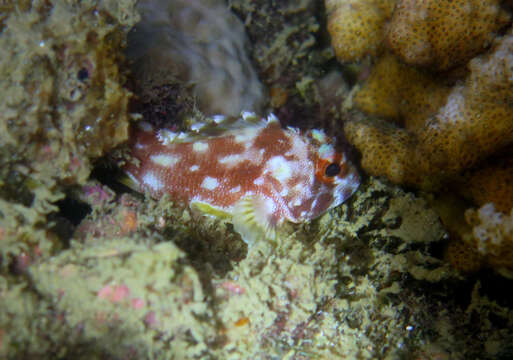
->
1, 170, 449, 359
30, 238, 216, 359
3, 164, 512, 359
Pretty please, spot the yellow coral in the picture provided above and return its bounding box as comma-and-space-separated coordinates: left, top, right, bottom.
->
446, 239, 483, 274
417, 35, 513, 174
325, 0, 396, 62
345, 31, 513, 189
433, 194, 484, 273
465, 204, 513, 277
386, 0, 509, 70
466, 157, 513, 214
345, 119, 422, 185
441, 199, 513, 276
353, 53, 451, 128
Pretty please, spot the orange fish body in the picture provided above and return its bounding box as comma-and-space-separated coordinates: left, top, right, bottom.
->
124, 113, 360, 243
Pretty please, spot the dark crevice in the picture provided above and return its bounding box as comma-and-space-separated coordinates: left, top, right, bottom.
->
54, 196, 92, 226
90, 163, 135, 195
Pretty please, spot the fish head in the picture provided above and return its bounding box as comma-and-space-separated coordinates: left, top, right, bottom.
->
290, 129, 360, 221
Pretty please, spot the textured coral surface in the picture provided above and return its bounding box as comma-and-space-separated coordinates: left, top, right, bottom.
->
466, 157, 513, 215
467, 204, 513, 271
325, 0, 396, 62
448, 203, 513, 278
346, 31, 513, 189
387, 0, 509, 70
328, 0, 513, 279
352, 53, 451, 127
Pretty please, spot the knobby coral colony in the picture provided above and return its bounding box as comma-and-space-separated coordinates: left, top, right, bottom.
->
124, 112, 360, 244
326, 0, 513, 275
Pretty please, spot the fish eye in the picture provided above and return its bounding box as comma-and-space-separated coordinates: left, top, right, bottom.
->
325, 163, 341, 177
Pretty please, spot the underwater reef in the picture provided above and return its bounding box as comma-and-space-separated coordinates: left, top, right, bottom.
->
1, 0, 513, 359
327, 0, 513, 277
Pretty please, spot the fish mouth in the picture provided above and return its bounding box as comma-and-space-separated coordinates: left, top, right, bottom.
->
332, 169, 360, 209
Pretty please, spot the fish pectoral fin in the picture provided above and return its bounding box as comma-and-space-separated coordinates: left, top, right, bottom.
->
190, 200, 231, 220
232, 195, 278, 246
118, 172, 140, 191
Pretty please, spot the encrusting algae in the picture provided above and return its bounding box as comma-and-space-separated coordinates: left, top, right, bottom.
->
0, 0, 139, 262
16, 177, 456, 359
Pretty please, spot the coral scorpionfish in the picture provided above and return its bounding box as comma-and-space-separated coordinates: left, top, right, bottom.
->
124, 112, 360, 244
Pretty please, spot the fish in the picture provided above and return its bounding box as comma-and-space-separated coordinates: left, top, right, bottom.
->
123, 112, 360, 244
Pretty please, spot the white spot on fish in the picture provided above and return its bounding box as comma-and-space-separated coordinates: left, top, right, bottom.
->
142, 172, 164, 191
253, 177, 264, 186
266, 156, 292, 183
212, 114, 227, 124
230, 185, 241, 193
293, 182, 304, 193
318, 144, 335, 159
193, 142, 209, 152
311, 129, 327, 143
157, 129, 179, 145
234, 128, 258, 144
241, 111, 257, 121
201, 176, 219, 190
286, 126, 300, 134
266, 113, 279, 123
190, 165, 200, 172
289, 132, 308, 160
280, 188, 289, 197
151, 154, 180, 167
190, 122, 206, 132
219, 154, 242, 166
310, 197, 318, 210
264, 196, 276, 213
